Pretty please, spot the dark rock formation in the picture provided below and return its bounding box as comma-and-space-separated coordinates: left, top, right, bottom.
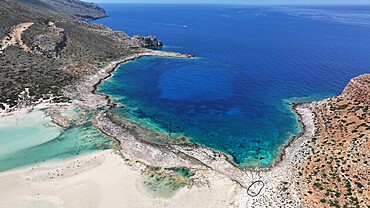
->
131, 35, 163, 48
31, 23, 67, 58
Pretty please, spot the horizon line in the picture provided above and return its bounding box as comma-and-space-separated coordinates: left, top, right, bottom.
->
92, 2, 370, 6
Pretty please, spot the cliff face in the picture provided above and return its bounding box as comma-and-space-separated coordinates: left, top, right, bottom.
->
342, 74, 370, 105
297, 74, 370, 208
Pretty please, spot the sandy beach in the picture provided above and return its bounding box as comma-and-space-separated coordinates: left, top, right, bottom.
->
0, 149, 239, 208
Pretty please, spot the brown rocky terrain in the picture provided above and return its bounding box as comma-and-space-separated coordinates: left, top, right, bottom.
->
297, 74, 370, 207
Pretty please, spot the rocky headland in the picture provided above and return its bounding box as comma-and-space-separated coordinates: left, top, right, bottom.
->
131, 35, 164, 48
297, 74, 369, 207
68, 62, 368, 207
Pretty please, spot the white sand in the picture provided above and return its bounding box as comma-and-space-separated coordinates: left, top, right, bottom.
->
0, 150, 238, 208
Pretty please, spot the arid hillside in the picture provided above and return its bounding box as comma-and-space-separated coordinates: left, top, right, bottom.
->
0, 0, 159, 109
298, 74, 369, 207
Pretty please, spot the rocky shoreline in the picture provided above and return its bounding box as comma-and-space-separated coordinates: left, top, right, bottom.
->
68, 47, 319, 207
0, 44, 319, 207
2, 54, 367, 207
0, 0, 317, 206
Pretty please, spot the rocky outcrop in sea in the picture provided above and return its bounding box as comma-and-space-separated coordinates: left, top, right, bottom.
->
131, 35, 163, 48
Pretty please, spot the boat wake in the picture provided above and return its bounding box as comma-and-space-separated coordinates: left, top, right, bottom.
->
144, 21, 188, 28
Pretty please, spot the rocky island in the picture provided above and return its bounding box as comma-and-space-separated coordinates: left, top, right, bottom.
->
0, 0, 368, 207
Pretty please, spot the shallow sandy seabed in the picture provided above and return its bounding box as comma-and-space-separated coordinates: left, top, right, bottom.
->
0, 149, 239, 208
0, 108, 61, 157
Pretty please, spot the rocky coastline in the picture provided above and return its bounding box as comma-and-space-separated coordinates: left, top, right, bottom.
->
2, 51, 366, 207
62, 44, 320, 207
0, 42, 319, 207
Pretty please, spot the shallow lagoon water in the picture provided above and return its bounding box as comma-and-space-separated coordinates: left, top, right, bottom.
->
96, 5, 370, 167
141, 167, 192, 198
0, 110, 61, 157
0, 110, 112, 172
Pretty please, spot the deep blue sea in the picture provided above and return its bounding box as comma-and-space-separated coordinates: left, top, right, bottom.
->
93, 5, 370, 167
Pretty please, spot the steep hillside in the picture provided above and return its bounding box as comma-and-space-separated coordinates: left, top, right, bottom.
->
17, 0, 107, 20
297, 74, 370, 207
342, 74, 370, 105
0, 0, 160, 109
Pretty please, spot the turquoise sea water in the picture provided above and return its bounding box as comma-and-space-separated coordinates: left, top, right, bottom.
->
0, 110, 112, 172
94, 5, 370, 167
